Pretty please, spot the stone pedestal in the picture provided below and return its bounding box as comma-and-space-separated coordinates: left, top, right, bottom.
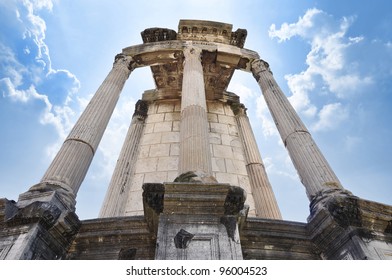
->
143, 182, 247, 260
0, 194, 80, 259
308, 190, 392, 259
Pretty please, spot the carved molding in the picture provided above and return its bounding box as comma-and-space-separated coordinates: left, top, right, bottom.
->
224, 186, 246, 215
251, 59, 272, 81
114, 53, 134, 71
132, 100, 149, 119
174, 229, 195, 249
230, 28, 247, 48
141, 28, 177, 43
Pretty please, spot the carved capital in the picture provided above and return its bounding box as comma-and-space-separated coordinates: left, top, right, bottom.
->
183, 45, 203, 63
251, 59, 272, 80
229, 101, 247, 116
230, 28, 247, 48
141, 28, 177, 43
132, 100, 149, 119
142, 183, 165, 214
114, 53, 134, 71
224, 186, 246, 215
174, 229, 194, 249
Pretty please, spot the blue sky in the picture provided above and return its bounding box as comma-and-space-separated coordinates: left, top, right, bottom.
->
1, 0, 391, 222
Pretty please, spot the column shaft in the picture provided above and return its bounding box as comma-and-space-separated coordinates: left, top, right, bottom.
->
179, 46, 212, 176
235, 108, 282, 219
99, 100, 148, 218
39, 54, 133, 199
251, 59, 343, 200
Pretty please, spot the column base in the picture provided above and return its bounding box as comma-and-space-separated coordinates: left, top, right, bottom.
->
308, 189, 392, 259
0, 183, 80, 259
143, 182, 248, 260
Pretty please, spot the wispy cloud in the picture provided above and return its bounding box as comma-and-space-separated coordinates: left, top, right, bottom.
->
0, 0, 80, 158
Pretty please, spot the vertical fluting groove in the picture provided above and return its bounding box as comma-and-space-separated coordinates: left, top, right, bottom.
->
235, 110, 282, 219
179, 45, 212, 176
251, 59, 343, 200
40, 55, 132, 198
99, 114, 145, 218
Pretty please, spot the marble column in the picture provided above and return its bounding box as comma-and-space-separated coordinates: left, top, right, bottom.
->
33, 54, 133, 209
234, 105, 282, 219
178, 45, 212, 178
251, 59, 343, 201
99, 100, 148, 218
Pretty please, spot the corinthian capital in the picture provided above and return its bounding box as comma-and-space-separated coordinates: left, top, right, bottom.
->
183, 44, 202, 62
113, 53, 135, 71
251, 59, 272, 79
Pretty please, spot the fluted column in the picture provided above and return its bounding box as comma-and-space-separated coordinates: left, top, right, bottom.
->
34, 54, 133, 208
251, 59, 344, 200
234, 105, 282, 219
99, 100, 148, 218
179, 45, 212, 177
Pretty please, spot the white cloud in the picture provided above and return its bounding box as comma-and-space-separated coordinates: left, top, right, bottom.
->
0, 0, 80, 158
228, 82, 255, 104
256, 95, 279, 138
268, 8, 323, 42
268, 8, 374, 131
312, 102, 348, 131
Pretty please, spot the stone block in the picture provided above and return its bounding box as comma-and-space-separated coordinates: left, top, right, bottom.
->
207, 102, 224, 114
139, 145, 150, 158
212, 157, 226, 172
164, 112, 181, 121
124, 190, 144, 213
238, 175, 251, 192
157, 157, 179, 171
153, 121, 173, 132
162, 131, 180, 143
215, 172, 239, 185
135, 158, 158, 173
223, 104, 234, 116
225, 159, 236, 173
221, 134, 234, 146
174, 101, 181, 112
209, 132, 221, 144
232, 147, 245, 161
144, 171, 168, 183
232, 159, 248, 175
230, 137, 242, 147
167, 171, 178, 182
147, 103, 158, 114
207, 113, 218, 122
172, 121, 180, 131
146, 113, 165, 123
170, 143, 180, 156
157, 102, 175, 113
213, 144, 233, 158
210, 122, 228, 134
149, 143, 170, 157
218, 114, 236, 125
129, 173, 145, 192
228, 124, 238, 136
144, 123, 154, 134
141, 133, 162, 145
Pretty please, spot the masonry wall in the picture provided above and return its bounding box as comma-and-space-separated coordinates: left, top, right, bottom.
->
123, 99, 256, 216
